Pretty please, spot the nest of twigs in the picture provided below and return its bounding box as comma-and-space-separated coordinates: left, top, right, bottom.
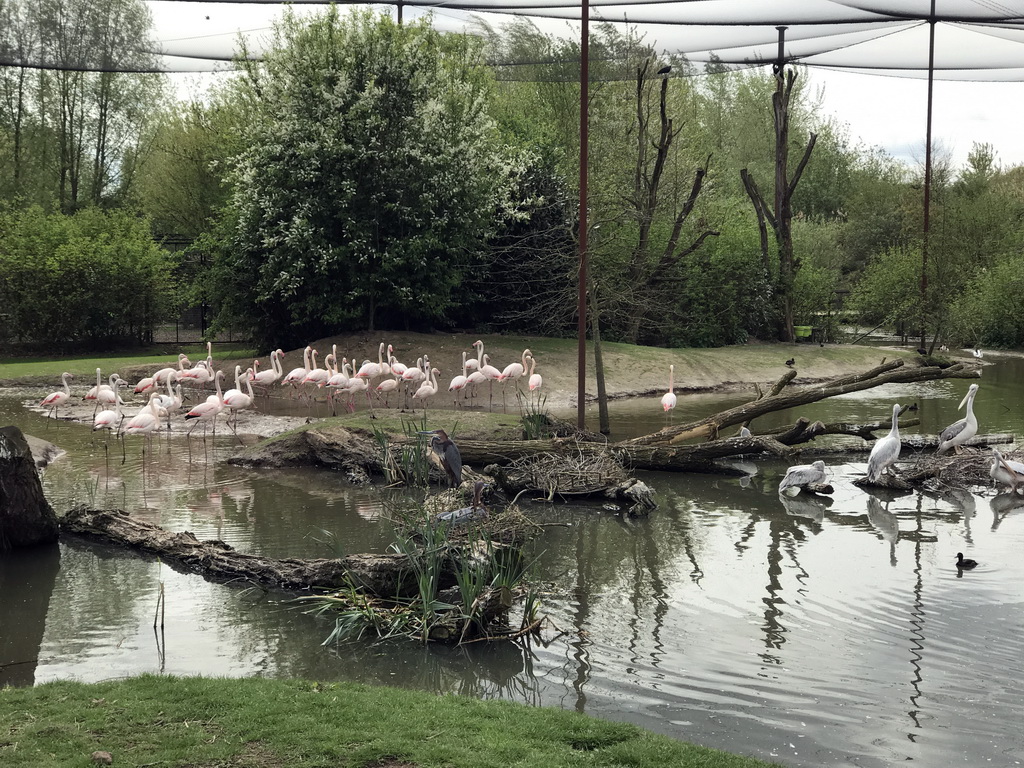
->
384, 487, 540, 546
917, 449, 1010, 489
489, 448, 629, 501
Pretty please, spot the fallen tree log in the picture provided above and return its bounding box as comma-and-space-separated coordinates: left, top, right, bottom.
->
626, 359, 981, 446
60, 506, 416, 596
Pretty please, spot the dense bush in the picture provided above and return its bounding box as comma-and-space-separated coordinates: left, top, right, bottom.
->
0, 206, 176, 350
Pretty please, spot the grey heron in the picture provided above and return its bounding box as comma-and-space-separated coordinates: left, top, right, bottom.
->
990, 449, 1024, 493
956, 552, 978, 569
435, 481, 488, 524
778, 460, 827, 496
867, 403, 902, 483
936, 383, 979, 455
420, 428, 462, 487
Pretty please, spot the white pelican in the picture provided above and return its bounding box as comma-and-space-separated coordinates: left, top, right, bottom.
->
778, 460, 827, 496
867, 404, 902, 483
990, 449, 1024, 494
936, 383, 979, 455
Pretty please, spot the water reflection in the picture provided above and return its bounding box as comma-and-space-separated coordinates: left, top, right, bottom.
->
0, 544, 60, 687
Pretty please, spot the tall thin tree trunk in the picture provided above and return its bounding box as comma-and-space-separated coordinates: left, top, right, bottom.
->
589, 285, 610, 435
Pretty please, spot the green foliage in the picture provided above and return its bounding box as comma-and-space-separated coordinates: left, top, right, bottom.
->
207, 8, 529, 348
846, 246, 922, 330
0, 206, 177, 349
951, 255, 1024, 347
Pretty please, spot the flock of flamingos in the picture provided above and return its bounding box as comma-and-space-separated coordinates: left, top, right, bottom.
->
38, 339, 544, 440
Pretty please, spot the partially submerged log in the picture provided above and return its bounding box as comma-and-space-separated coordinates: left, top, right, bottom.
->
626, 358, 981, 446
61, 506, 415, 596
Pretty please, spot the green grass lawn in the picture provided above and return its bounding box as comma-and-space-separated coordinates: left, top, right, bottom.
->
0, 675, 782, 768
0, 345, 256, 382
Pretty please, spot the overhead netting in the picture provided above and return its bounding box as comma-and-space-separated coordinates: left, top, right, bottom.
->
4, 0, 1024, 77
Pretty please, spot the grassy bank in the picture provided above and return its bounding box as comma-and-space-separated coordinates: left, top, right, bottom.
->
0, 675, 781, 768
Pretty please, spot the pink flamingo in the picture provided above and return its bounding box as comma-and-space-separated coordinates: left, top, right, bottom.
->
153, 354, 191, 385
448, 352, 469, 408
251, 349, 283, 396
91, 373, 125, 417
223, 365, 255, 426
184, 370, 226, 437
528, 355, 542, 393
498, 348, 532, 410
355, 342, 387, 381
93, 379, 129, 434
124, 392, 164, 437
465, 340, 485, 372
83, 368, 107, 401
376, 376, 400, 407
282, 346, 312, 393
661, 364, 677, 412
412, 367, 440, 411
478, 354, 502, 410
41, 372, 74, 420
154, 371, 184, 429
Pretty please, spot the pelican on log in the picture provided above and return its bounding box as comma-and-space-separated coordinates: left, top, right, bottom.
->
936, 383, 980, 455
778, 460, 827, 496
867, 404, 903, 483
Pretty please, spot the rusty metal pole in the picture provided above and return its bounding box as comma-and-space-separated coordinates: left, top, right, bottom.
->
577, 0, 589, 430
921, 0, 935, 350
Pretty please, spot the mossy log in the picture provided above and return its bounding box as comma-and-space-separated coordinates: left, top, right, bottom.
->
60, 506, 416, 596
626, 358, 981, 446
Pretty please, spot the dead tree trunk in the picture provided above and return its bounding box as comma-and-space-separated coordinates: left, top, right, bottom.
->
626, 359, 980, 446
60, 506, 417, 596
0, 426, 59, 550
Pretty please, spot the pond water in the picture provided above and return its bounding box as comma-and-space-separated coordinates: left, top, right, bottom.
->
3, 356, 1024, 768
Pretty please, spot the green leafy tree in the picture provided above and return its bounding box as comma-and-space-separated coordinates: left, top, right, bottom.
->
0, 205, 175, 348
208, 8, 527, 347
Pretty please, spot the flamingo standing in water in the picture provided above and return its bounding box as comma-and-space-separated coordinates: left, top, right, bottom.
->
223, 365, 255, 427
93, 378, 129, 434
661, 365, 677, 412
154, 371, 184, 429
184, 370, 226, 437
40, 372, 74, 420
92, 373, 125, 417
83, 368, 110, 402
123, 392, 165, 464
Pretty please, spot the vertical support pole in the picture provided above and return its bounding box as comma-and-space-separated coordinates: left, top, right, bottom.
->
921, 0, 936, 350
577, 0, 589, 430
396, 0, 403, 24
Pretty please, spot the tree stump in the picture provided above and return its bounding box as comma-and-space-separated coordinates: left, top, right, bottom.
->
0, 426, 59, 549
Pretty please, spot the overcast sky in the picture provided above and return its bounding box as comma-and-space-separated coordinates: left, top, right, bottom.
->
151, 2, 1024, 173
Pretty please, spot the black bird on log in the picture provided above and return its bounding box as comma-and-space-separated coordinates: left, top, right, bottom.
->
420, 429, 462, 488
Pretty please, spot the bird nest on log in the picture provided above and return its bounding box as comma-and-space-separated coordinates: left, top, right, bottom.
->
484, 447, 657, 513
384, 488, 541, 547
852, 447, 1019, 493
